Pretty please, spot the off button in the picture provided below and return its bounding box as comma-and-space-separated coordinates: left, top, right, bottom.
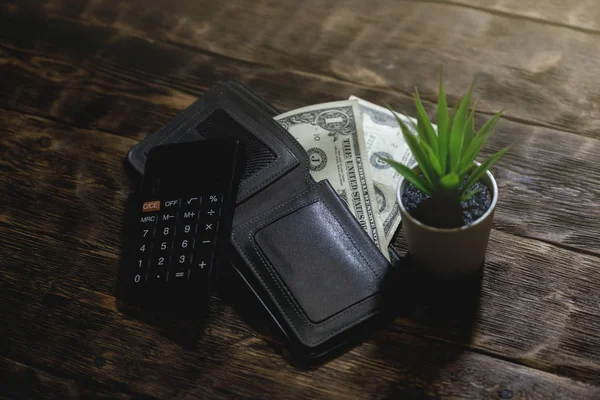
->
163, 199, 180, 209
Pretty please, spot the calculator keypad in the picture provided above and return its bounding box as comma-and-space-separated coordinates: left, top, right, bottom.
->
133, 195, 221, 286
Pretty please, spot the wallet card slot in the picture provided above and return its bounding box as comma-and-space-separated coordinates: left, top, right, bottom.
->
254, 200, 381, 323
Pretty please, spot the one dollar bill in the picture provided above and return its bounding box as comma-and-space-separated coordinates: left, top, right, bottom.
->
350, 96, 417, 246
275, 100, 389, 259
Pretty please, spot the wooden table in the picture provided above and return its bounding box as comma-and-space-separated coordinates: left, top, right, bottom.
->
2, 1, 600, 398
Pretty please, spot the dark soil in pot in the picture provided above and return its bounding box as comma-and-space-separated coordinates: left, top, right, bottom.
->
401, 181, 492, 229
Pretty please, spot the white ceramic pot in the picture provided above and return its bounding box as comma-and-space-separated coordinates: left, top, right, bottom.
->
396, 163, 498, 279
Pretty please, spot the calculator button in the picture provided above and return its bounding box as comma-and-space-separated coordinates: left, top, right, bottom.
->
132, 272, 146, 285
154, 239, 173, 255
168, 268, 189, 282
163, 199, 180, 209
202, 221, 219, 233
177, 222, 196, 237
152, 254, 170, 269
197, 237, 215, 247
140, 227, 154, 239
148, 271, 167, 286
202, 207, 221, 218
136, 256, 150, 269
182, 210, 199, 220
137, 241, 152, 257
140, 214, 158, 225
173, 252, 192, 266
158, 224, 176, 238
183, 196, 201, 208
175, 238, 194, 251
193, 251, 213, 270
142, 200, 160, 213
205, 193, 222, 205
160, 212, 178, 223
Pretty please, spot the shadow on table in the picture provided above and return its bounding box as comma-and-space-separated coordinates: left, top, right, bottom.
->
219, 251, 483, 370
383, 253, 483, 343
215, 267, 297, 359
373, 253, 484, 393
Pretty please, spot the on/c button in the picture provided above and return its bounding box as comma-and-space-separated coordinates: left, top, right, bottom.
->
142, 200, 161, 213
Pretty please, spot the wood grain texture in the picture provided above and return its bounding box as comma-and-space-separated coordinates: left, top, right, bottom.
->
10, 0, 600, 139
1, 109, 600, 392
0, 357, 134, 399
4, 276, 600, 400
391, 228, 600, 386
1, 6, 599, 256
0, 357, 79, 399
445, 0, 600, 33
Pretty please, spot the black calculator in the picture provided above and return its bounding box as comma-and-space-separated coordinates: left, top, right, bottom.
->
120, 137, 242, 306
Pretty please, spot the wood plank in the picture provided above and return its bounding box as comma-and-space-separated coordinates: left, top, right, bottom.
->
390, 228, 600, 386
1, 7, 600, 256
0, 357, 135, 399
2, 110, 600, 388
11, 0, 600, 139
444, 0, 600, 33
0, 357, 79, 399
2, 256, 600, 399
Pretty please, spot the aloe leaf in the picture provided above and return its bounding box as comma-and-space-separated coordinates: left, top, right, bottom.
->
457, 161, 476, 183
445, 105, 458, 171
462, 101, 477, 157
436, 71, 449, 174
460, 188, 480, 202
379, 157, 433, 195
460, 146, 510, 196
391, 109, 438, 189
458, 111, 502, 173
414, 89, 438, 154
420, 138, 443, 177
449, 81, 475, 172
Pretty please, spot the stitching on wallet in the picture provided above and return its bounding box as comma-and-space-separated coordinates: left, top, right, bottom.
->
233, 90, 312, 185
321, 200, 380, 279
218, 103, 291, 201
231, 181, 381, 345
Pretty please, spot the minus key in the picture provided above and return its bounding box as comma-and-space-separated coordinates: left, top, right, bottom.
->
198, 237, 215, 246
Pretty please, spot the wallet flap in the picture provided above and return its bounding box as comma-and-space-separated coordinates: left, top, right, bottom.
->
232, 180, 389, 348
127, 84, 300, 203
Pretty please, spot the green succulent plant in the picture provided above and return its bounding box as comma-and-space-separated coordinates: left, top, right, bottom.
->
382, 75, 510, 203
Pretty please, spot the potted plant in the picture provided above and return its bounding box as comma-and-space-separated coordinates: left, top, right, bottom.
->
382, 76, 509, 279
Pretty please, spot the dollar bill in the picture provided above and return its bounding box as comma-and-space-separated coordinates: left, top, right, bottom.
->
349, 96, 418, 246
275, 100, 389, 259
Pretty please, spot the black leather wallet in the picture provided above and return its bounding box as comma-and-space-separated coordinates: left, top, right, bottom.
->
127, 81, 395, 360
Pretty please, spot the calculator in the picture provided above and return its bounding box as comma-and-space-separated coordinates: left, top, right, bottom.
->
120, 137, 242, 306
